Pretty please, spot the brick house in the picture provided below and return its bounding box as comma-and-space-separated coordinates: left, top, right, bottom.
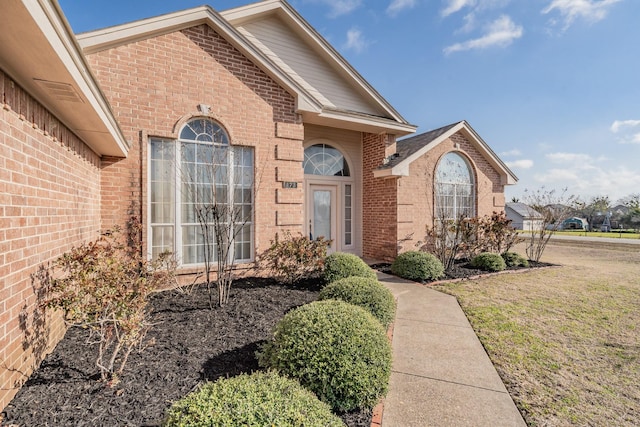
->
0, 0, 516, 409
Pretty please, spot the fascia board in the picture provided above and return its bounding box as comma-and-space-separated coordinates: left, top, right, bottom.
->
222, 0, 411, 126
459, 123, 519, 185
314, 109, 417, 135
21, 0, 129, 157
77, 6, 323, 114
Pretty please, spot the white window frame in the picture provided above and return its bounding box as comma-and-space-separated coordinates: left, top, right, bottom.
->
148, 119, 254, 267
434, 152, 475, 220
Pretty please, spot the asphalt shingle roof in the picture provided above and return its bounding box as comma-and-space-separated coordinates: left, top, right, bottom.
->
380, 121, 462, 169
506, 202, 543, 218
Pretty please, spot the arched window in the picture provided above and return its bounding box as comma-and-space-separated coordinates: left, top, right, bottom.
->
434, 152, 475, 219
303, 144, 350, 176
149, 118, 253, 265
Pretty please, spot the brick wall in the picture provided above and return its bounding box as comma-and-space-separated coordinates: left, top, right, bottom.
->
362, 132, 398, 261
0, 69, 102, 410
85, 24, 303, 272
396, 130, 506, 253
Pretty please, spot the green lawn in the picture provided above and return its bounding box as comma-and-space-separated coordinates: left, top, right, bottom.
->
434, 242, 640, 426
553, 230, 640, 239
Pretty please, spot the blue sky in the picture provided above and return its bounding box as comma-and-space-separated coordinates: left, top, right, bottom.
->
59, 0, 640, 203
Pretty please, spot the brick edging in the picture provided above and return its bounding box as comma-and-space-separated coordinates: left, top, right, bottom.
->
426, 264, 561, 286
370, 313, 396, 427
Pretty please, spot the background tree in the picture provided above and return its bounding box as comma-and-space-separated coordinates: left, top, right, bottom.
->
619, 193, 640, 209
523, 187, 577, 262
573, 195, 610, 231
621, 207, 640, 231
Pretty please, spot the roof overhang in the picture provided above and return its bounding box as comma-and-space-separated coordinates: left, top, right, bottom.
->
374, 120, 518, 185
221, 0, 414, 129
304, 108, 417, 136
0, 0, 128, 157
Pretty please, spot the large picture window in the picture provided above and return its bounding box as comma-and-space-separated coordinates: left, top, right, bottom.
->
149, 118, 253, 266
434, 152, 475, 219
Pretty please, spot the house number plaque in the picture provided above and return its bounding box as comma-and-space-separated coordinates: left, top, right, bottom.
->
282, 181, 298, 189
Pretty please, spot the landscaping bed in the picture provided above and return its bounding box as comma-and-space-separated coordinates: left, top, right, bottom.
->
371, 258, 551, 283
1, 279, 372, 427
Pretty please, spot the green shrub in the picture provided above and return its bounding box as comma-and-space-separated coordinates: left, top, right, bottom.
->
164, 370, 344, 427
258, 300, 392, 412
261, 231, 330, 284
391, 251, 444, 281
501, 251, 529, 268
319, 277, 396, 328
470, 252, 506, 272
323, 252, 376, 284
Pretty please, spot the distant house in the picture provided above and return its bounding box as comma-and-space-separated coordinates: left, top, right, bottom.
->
506, 202, 544, 231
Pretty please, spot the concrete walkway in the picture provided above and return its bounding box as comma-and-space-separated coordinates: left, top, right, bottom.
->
378, 272, 526, 427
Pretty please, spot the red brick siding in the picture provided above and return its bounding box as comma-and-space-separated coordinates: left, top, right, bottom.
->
0, 69, 101, 411
85, 24, 303, 271
362, 132, 398, 261
396, 131, 506, 253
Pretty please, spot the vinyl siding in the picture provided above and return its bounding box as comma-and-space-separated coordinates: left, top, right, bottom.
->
237, 16, 386, 117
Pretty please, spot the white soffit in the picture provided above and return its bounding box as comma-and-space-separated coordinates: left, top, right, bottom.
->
0, 0, 128, 157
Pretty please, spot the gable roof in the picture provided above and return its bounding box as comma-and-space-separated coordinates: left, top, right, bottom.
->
0, 0, 128, 157
77, 0, 416, 136
374, 120, 518, 185
506, 202, 543, 219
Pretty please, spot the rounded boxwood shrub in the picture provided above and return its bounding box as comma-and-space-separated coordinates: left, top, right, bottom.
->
164, 370, 345, 427
323, 252, 376, 284
391, 251, 444, 281
501, 251, 529, 268
319, 277, 396, 328
470, 252, 506, 272
258, 300, 392, 412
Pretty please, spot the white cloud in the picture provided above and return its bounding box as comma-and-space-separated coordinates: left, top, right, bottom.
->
306, 0, 362, 17
610, 119, 640, 144
611, 119, 640, 133
442, 0, 476, 17
343, 28, 368, 53
387, 0, 417, 16
506, 159, 534, 170
534, 165, 640, 201
443, 15, 523, 54
542, 0, 622, 29
455, 12, 478, 33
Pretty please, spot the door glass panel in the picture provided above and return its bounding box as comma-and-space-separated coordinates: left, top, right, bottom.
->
314, 190, 331, 240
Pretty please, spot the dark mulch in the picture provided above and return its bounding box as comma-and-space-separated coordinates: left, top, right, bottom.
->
371, 259, 553, 283
1, 278, 371, 427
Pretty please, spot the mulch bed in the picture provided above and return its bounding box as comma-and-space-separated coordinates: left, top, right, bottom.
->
371, 259, 553, 283
1, 278, 371, 427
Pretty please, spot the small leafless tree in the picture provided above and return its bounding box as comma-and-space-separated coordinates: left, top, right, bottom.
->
180, 143, 256, 307
523, 187, 577, 262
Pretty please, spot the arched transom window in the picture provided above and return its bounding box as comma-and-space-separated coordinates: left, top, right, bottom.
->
303, 144, 350, 176
149, 118, 253, 265
434, 152, 475, 219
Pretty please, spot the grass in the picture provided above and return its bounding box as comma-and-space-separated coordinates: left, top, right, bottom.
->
517, 229, 640, 239
553, 230, 640, 239
434, 242, 640, 426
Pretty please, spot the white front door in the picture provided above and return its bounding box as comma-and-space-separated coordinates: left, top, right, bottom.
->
308, 184, 337, 251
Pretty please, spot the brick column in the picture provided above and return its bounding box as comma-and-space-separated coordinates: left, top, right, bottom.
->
362, 133, 398, 261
